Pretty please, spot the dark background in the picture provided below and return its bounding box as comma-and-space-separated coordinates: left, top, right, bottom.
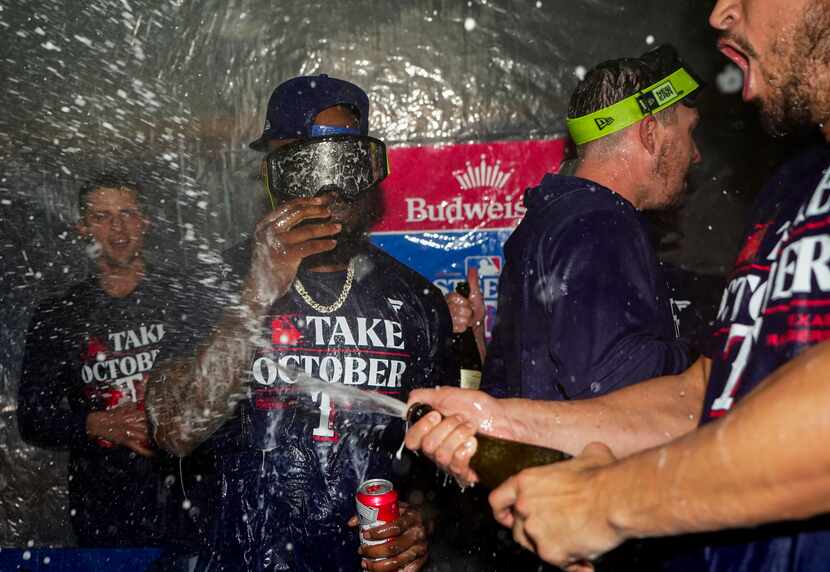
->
0, 0, 807, 546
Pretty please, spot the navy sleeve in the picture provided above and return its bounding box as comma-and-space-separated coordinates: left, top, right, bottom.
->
17, 301, 90, 449
480, 264, 515, 398
543, 210, 690, 397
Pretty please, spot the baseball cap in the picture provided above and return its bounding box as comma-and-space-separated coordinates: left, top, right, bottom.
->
249, 74, 370, 151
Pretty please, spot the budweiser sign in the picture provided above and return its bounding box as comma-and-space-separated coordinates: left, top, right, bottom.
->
372, 139, 566, 233
404, 195, 526, 225
453, 155, 514, 190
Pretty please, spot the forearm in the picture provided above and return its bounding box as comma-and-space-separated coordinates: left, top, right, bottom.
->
147, 303, 266, 456
606, 342, 830, 540
502, 357, 709, 457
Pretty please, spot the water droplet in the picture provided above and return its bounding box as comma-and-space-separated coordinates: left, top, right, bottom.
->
464, 17, 476, 31
716, 64, 744, 95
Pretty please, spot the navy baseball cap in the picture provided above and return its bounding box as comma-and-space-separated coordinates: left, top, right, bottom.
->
249, 74, 370, 151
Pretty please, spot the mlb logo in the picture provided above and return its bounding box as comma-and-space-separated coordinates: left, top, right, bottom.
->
465, 255, 502, 277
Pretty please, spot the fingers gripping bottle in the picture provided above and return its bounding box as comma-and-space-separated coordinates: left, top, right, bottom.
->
407, 403, 571, 489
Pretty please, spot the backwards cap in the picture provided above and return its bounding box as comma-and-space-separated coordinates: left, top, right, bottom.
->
249, 74, 370, 151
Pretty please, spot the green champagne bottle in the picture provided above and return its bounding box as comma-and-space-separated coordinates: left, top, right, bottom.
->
451, 281, 483, 390
407, 403, 571, 489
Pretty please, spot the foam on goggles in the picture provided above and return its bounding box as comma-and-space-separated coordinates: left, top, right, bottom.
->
262, 135, 389, 207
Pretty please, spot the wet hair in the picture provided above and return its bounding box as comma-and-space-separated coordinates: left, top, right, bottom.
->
568, 57, 677, 155
78, 173, 143, 218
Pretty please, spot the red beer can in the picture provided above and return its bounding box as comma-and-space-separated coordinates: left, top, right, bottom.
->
355, 478, 400, 548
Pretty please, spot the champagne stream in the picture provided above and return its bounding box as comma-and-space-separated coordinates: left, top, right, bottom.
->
275, 363, 409, 419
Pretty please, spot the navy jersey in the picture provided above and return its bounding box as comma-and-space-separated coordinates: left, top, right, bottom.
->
700, 145, 830, 571
194, 242, 457, 572
482, 174, 690, 400
17, 269, 212, 548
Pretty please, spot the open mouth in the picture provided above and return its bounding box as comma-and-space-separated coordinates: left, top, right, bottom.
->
718, 40, 752, 100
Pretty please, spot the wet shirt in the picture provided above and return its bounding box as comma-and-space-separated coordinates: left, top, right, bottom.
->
17, 269, 211, 548
197, 243, 456, 572
481, 174, 690, 400
700, 145, 830, 572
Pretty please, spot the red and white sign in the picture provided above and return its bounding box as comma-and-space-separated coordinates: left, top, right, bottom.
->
373, 138, 567, 233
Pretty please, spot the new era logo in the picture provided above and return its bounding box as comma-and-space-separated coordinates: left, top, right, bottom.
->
594, 117, 615, 130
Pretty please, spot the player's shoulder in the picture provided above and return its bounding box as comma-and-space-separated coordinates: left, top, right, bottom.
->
32, 276, 96, 315
360, 244, 444, 302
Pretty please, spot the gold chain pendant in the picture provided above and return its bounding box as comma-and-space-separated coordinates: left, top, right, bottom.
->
293, 259, 355, 314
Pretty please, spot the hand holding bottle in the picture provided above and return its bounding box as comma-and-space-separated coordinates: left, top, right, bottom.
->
445, 267, 486, 333
404, 387, 520, 486
489, 442, 618, 571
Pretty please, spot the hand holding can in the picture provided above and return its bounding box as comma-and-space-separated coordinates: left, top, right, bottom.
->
351, 480, 428, 571
356, 478, 400, 550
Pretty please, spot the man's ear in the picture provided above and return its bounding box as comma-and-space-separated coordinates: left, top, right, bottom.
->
638, 116, 659, 156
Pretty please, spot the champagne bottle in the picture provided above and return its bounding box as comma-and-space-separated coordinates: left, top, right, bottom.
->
451, 281, 483, 390
407, 403, 571, 489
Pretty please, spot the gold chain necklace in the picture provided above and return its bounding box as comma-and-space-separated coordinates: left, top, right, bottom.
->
293, 259, 355, 314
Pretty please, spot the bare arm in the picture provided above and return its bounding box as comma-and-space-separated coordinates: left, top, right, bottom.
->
146, 196, 340, 457
508, 355, 710, 457
146, 304, 265, 457
488, 341, 830, 568
405, 356, 709, 484
608, 341, 830, 538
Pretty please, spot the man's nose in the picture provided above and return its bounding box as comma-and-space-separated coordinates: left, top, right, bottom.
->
709, 0, 740, 32
111, 214, 126, 230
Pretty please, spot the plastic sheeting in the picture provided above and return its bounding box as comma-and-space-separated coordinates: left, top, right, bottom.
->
0, 0, 789, 548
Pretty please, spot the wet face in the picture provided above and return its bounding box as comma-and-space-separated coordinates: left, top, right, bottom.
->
263, 104, 380, 265
78, 186, 147, 269
263, 105, 369, 232
646, 105, 701, 209
710, 0, 830, 136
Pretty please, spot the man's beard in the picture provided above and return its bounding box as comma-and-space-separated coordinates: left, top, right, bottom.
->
756, 0, 830, 136
648, 140, 686, 210
301, 225, 369, 268
299, 186, 382, 269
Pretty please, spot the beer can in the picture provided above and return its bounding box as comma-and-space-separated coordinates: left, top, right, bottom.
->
355, 478, 399, 547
